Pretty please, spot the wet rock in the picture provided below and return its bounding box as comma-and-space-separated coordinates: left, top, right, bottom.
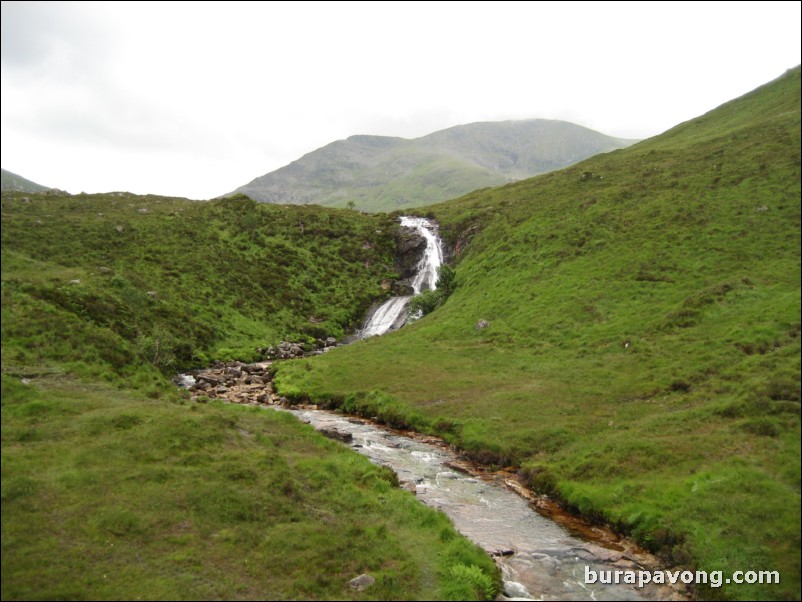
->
319, 428, 353, 443
401, 481, 418, 494
277, 341, 305, 359
348, 574, 375, 592
444, 460, 472, 474
395, 228, 426, 278
503, 581, 530, 599
391, 280, 415, 296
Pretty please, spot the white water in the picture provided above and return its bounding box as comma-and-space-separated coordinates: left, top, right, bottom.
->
358, 216, 444, 339
283, 408, 678, 601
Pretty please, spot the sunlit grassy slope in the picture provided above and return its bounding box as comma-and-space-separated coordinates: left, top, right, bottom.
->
275, 67, 802, 600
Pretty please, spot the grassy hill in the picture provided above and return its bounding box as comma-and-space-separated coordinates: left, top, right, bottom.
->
274, 67, 802, 600
1, 193, 498, 599
1, 168, 51, 193
1, 192, 404, 385
228, 119, 635, 212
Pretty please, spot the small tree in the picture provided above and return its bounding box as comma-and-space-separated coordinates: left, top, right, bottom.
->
407, 265, 457, 319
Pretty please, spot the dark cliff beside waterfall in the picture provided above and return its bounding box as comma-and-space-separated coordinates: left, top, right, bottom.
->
358, 217, 444, 338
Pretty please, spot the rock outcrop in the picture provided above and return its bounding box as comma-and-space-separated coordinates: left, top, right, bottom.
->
180, 361, 286, 406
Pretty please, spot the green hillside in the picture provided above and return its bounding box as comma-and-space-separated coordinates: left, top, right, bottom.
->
275, 67, 802, 600
228, 119, 635, 212
1, 194, 497, 599
1, 168, 50, 193
1, 193, 402, 382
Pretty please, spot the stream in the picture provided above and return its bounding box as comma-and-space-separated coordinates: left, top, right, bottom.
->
181, 215, 685, 600
279, 406, 682, 601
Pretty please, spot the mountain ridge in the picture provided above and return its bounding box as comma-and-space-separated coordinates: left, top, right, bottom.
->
228, 118, 636, 211
1, 168, 51, 193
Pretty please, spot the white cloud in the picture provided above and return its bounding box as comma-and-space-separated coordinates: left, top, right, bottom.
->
2, 0, 800, 199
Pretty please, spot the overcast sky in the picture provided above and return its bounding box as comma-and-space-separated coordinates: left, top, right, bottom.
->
2, 1, 800, 199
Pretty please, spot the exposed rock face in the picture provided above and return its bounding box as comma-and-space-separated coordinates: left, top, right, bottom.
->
391, 281, 415, 296
395, 227, 426, 279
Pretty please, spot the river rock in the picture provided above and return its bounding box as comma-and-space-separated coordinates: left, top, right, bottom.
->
277, 341, 305, 359
319, 428, 353, 443
348, 574, 375, 592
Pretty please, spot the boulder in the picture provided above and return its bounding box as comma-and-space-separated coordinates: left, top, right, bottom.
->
320, 428, 353, 443
348, 574, 375, 592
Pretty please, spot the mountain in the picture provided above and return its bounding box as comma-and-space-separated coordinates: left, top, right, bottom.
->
228, 119, 636, 212
274, 67, 802, 601
1, 168, 51, 193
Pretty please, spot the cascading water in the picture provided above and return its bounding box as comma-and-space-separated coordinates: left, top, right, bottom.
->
357, 216, 444, 339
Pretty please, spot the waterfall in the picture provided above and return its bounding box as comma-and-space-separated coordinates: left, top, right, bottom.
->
358, 216, 443, 339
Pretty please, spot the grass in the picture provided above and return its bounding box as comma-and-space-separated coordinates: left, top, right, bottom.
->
1, 190, 501, 598
1, 193, 402, 385
2, 66, 799, 602
1, 375, 497, 600
274, 67, 802, 600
